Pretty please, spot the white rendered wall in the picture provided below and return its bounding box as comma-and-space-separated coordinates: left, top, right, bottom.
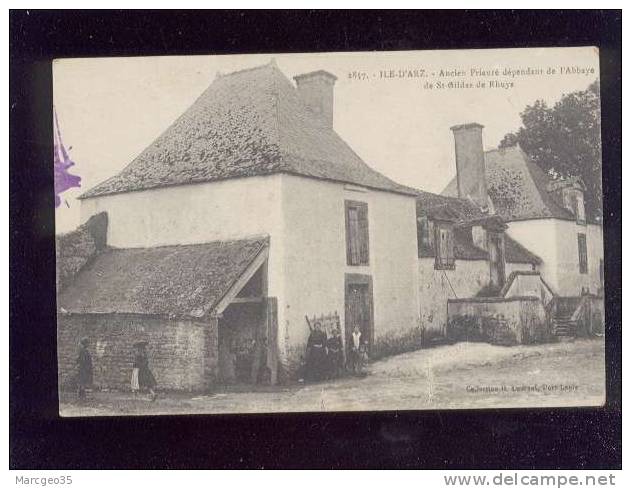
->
279, 174, 420, 361
505, 219, 561, 293
79, 175, 286, 304
418, 258, 535, 334
506, 218, 604, 296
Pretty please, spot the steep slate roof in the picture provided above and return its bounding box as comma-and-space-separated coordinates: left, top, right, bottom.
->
56, 212, 108, 291
81, 62, 414, 199
58, 237, 268, 317
504, 234, 542, 265
442, 145, 575, 222
414, 188, 540, 264
415, 190, 491, 225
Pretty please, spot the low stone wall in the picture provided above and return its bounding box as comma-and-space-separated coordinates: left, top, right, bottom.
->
447, 296, 550, 345
418, 258, 490, 335
418, 258, 536, 337
58, 313, 218, 392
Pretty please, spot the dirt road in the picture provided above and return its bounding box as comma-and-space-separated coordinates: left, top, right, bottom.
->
59, 338, 605, 416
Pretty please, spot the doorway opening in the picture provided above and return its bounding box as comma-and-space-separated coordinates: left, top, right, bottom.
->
344, 273, 374, 358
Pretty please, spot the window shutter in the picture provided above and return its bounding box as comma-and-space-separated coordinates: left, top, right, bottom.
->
345, 201, 368, 266
446, 227, 454, 266
345, 202, 354, 265
434, 224, 455, 269
349, 207, 359, 265
577, 233, 588, 274
358, 203, 369, 265
434, 225, 443, 268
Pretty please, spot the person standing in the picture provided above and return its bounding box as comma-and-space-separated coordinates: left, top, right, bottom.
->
326, 328, 343, 379
305, 322, 328, 382
350, 325, 363, 375
132, 342, 157, 401
76, 337, 93, 401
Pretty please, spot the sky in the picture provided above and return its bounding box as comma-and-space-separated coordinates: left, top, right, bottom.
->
53, 47, 599, 233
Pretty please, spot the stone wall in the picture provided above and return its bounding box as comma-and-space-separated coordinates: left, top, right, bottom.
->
58, 313, 217, 392
447, 296, 549, 345
418, 258, 534, 338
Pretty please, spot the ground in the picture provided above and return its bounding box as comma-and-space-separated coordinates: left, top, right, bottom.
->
59, 338, 605, 416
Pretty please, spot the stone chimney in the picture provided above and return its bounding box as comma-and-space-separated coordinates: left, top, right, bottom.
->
450, 123, 489, 210
293, 70, 337, 128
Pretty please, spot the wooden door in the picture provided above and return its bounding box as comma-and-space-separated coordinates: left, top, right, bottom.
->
345, 282, 373, 354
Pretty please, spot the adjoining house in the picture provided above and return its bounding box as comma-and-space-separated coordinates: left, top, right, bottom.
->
56, 62, 603, 392
442, 123, 604, 297
58, 213, 272, 390
412, 189, 543, 343
439, 123, 604, 342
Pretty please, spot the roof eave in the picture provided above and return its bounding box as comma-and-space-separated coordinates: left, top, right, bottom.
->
78, 170, 419, 201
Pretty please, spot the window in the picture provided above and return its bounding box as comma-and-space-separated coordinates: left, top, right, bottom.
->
574, 192, 586, 224
434, 223, 455, 270
577, 233, 588, 274
345, 201, 369, 266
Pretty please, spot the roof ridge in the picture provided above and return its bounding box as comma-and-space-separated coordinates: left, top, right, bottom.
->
106, 235, 270, 252
217, 61, 275, 79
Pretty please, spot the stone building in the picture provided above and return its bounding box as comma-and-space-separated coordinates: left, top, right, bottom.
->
57, 61, 421, 391
56, 62, 603, 392
413, 189, 542, 341
442, 123, 604, 297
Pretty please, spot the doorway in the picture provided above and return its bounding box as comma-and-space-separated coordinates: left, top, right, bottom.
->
217, 303, 261, 384
345, 274, 374, 356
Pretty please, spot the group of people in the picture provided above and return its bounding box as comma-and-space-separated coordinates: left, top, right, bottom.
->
303, 322, 368, 382
75, 338, 157, 401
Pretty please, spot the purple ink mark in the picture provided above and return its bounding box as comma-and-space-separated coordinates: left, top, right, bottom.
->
54, 107, 81, 208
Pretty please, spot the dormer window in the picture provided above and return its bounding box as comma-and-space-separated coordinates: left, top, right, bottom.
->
573, 191, 586, 224
563, 187, 586, 224
551, 178, 586, 225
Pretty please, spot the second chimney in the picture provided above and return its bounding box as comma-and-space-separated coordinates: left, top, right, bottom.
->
293, 70, 337, 128
450, 123, 489, 209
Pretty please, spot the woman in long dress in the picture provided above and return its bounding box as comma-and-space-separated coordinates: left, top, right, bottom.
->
326, 328, 343, 379
132, 342, 157, 401
305, 322, 328, 382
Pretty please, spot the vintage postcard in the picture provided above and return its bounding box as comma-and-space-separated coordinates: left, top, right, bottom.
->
54, 48, 605, 416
